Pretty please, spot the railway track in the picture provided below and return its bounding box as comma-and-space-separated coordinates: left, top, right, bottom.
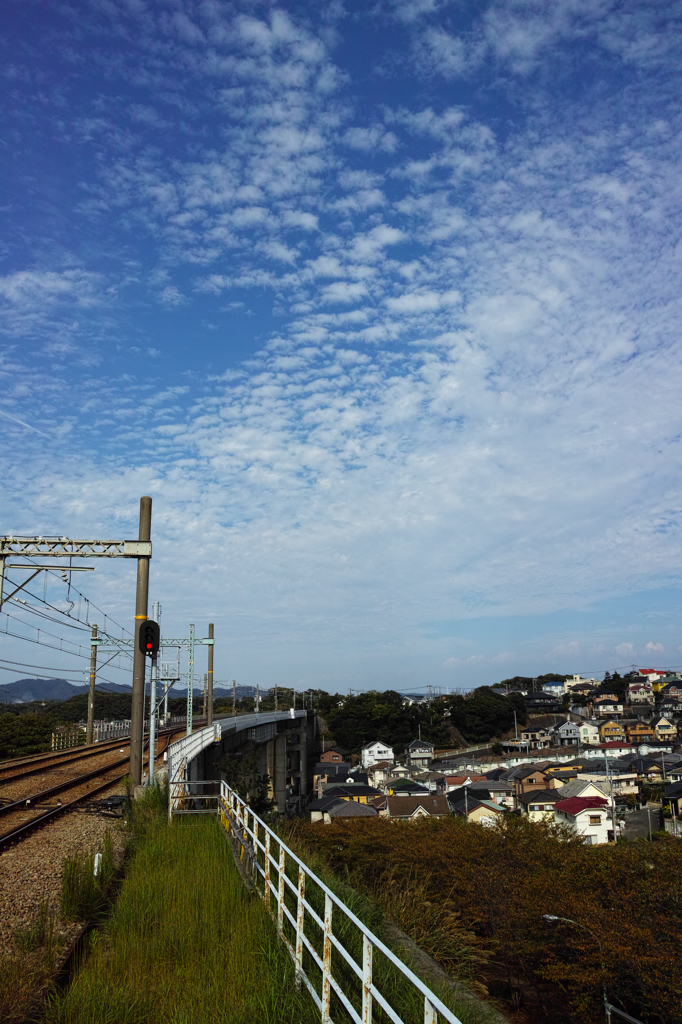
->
0, 734, 175, 854
0, 728, 180, 787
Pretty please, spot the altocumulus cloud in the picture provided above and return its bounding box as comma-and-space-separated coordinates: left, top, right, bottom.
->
2, 0, 682, 689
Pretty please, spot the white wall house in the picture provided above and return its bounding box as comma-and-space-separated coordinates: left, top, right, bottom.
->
542, 680, 565, 696
579, 722, 600, 745
361, 739, 395, 768
564, 675, 600, 690
554, 796, 611, 844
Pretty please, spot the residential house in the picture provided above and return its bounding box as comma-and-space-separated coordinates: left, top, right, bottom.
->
442, 773, 489, 793
651, 716, 676, 743
579, 722, 600, 746
554, 797, 611, 844
315, 766, 361, 797
384, 778, 429, 798
545, 768, 579, 787
410, 770, 446, 793
593, 698, 624, 718
313, 762, 352, 791
325, 802, 378, 822
405, 738, 435, 768
365, 761, 395, 788
361, 740, 395, 768
636, 669, 668, 693
385, 795, 450, 820
448, 791, 507, 824
318, 770, 369, 797
519, 726, 552, 750
502, 765, 557, 806
517, 789, 560, 821
576, 768, 638, 801
485, 780, 515, 807
591, 689, 619, 702
308, 795, 343, 822
524, 692, 562, 713
628, 757, 664, 782
564, 675, 601, 691
552, 720, 581, 746
627, 683, 654, 706
626, 722, 656, 744
550, 778, 609, 801
319, 747, 349, 763
322, 784, 382, 805
542, 680, 565, 697
599, 720, 625, 743
308, 794, 377, 822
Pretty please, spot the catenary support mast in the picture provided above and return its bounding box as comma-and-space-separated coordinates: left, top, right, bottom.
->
129, 496, 152, 787
86, 624, 98, 745
207, 622, 214, 727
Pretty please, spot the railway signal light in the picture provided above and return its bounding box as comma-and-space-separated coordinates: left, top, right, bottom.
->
139, 619, 160, 658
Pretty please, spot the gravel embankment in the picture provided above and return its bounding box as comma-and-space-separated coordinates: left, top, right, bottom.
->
0, 780, 127, 946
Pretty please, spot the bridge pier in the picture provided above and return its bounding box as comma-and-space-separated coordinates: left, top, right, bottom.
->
169, 712, 318, 818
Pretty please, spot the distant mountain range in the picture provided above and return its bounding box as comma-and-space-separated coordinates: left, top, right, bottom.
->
0, 678, 258, 704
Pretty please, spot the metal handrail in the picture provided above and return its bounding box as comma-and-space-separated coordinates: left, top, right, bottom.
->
167, 711, 308, 817
219, 781, 465, 1024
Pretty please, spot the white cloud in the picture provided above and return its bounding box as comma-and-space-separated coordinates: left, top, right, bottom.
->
3, 0, 682, 690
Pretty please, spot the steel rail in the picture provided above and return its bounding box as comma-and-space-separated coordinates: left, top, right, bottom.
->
0, 753, 136, 817
0, 736, 173, 853
0, 727, 178, 787
0, 739, 128, 773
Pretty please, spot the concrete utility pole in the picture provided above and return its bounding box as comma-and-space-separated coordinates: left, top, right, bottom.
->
207, 622, 214, 727
129, 496, 152, 788
233, 678, 236, 718
86, 624, 98, 745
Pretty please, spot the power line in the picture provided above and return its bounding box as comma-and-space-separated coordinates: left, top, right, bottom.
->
0, 655, 93, 674
6, 595, 93, 632
0, 611, 132, 671
0, 659, 125, 688
3, 569, 130, 637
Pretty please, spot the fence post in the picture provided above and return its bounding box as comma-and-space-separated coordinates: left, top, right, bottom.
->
264, 831, 271, 910
322, 893, 333, 1023
362, 934, 373, 1024
277, 843, 285, 933
296, 865, 305, 988
425, 997, 438, 1023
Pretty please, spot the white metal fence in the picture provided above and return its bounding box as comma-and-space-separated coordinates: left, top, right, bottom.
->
218, 781, 465, 1024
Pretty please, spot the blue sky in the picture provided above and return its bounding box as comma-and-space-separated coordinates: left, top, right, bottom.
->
2, 0, 682, 694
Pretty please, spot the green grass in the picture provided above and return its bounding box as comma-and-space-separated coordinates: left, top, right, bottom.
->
44, 811, 320, 1024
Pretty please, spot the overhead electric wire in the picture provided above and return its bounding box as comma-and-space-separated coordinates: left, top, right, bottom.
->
6, 595, 93, 632
3, 567, 131, 638
1, 611, 133, 671
0, 659, 125, 688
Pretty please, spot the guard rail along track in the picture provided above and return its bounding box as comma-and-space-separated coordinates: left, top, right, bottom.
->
218, 781, 464, 1024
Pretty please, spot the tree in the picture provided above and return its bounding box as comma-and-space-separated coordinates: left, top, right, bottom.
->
324, 690, 451, 753
446, 688, 527, 744
214, 747, 274, 815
